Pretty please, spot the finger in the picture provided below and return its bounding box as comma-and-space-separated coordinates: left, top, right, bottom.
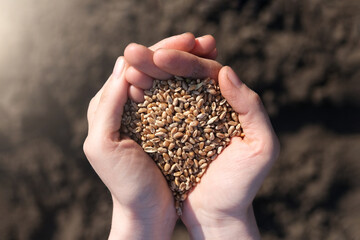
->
153, 49, 222, 80
190, 35, 216, 58
124, 33, 197, 80
128, 85, 145, 103
218, 66, 277, 151
203, 48, 218, 60
125, 34, 217, 87
125, 66, 153, 89
90, 57, 128, 139
124, 43, 172, 80
149, 32, 196, 51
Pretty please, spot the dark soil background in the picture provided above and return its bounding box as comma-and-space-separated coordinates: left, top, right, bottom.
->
1, 0, 359, 239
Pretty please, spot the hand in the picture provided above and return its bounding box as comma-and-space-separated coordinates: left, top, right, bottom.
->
83, 57, 176, 239
124, 33, 218, 102
125, 45, 280, 239
181, 66, 280, 240
83, 33, 218, 240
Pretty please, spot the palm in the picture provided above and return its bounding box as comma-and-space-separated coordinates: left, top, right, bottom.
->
182, 127, 275, 222
107, 138, 176, 218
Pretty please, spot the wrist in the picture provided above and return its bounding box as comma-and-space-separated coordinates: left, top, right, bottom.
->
109, 198, 177, 240
184, 205, 260, 240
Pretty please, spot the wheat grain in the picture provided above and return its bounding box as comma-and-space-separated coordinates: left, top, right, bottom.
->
121, 77, 244, 215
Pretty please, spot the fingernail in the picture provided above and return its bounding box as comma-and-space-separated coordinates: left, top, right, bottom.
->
226, 67, 242, 88
113, 57, 125, 79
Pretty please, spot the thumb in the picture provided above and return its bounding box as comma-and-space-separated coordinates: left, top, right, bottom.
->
91, 57, 129, 140
218, 66, 276, 148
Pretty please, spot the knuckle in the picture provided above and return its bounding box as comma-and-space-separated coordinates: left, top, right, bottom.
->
250, 91, 262, 106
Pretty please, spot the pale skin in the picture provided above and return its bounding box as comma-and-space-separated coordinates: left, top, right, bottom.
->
83, 33, 280, 239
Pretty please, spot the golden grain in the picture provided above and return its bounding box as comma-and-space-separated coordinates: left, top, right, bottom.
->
121, 77, 244, 216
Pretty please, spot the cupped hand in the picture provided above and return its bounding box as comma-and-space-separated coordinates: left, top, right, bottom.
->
83, 57, 177, 239
181, 66, 280, 239
126, 46, 280, 239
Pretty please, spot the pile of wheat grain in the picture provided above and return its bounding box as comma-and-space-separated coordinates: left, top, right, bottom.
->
121, 77, 244, 215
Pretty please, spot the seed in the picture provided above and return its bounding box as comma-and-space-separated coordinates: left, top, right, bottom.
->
155, 120, 165, 127
189, 120, 199, 127
199, 150, 206, 156
164, 163, 171, 171
197, 113, 207, 120
138, 108, 147, 113
169, 142, 175, 150
183, 169, 189, 177
231, 112, 238, 122
192, 130, 198, 138
155, 132, 165, 137
211, 102, 216, 111
230, 130, 238, 137
200, 163, 208, 169
166, 108, 172, 115
207, 116, 218, 125
158, 147, 167, 153
204, 128, 212, 133
144, 147, 157, 153
219, 99, 227, 105
181, 134, 189, 143
173, 132, 184, 139
209, 132, 215, 141
219, 111, 226, 120
183, 145, 191, 151
228, 121, 237, 126
167, 96, 173, 104
204, 145, 213, 152
217, 146, 224, 154
170, 127, 177, 136
197, 99, 204, 108
163, 153, 170, 161
198, 159, 206, 165
180, 193, 187, 200
176, 148, 182, 156
228, 126, 235, 135
206, 151, 215, 157
175, 177, 180, 186
194, 159, 199, 169
170, 163, 179, 173
207, 88, 217, 95
173, 116, 181, 122
216, 133, 225, 138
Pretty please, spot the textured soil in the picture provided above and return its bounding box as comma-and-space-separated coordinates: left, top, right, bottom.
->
0, 0, 359, 239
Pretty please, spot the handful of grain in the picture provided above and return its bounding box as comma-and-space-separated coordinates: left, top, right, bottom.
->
121, 77, 244, 215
